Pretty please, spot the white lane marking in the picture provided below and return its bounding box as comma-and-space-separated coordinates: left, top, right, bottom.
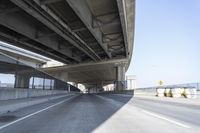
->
142, 110, 191, 129
96, 94, 191, 129
0, 95, 77, 130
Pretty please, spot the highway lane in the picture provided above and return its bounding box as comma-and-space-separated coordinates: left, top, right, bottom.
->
0, 94, 198, 133
100, 94, 200, 129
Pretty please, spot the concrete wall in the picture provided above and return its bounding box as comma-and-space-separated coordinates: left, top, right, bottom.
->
0, 94, 75, 115
0, 88, 68, 100
99, 90, 134, 95
134, 88, 156, 96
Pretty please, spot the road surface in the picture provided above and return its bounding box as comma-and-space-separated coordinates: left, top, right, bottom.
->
0, 94, 199, 133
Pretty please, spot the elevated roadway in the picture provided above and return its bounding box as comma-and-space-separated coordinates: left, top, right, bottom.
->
0, 42, 50, 68
0, 0, 135, 90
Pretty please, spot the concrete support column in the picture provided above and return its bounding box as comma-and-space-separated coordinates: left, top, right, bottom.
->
32, 76, 35, 89
68, 84, 71, 92
116, 64, 126, 90
15, 74, 30, 88
130, 80, 133, 89
126, 75, 136, 90
96, 85, 98, 93
128, 79, 135, 90
50, 79, 53, 90
43, 76, 45, 90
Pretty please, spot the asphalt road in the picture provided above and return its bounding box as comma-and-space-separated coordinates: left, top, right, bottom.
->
0, 94, 199, 133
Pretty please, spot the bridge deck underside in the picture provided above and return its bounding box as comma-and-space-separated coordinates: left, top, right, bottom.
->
0, 0, 129, 64
43, 59, 127, 87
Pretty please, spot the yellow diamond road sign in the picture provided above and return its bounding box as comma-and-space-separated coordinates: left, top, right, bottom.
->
159, 80, 163, 86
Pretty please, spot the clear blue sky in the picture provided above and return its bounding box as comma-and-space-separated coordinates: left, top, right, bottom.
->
127, 0, 200, 88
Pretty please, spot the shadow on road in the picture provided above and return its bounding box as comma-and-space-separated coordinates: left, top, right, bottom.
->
0, 94, 133, 133
62, 93, 133, 133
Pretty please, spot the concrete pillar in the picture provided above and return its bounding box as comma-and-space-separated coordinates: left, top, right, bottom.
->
68, 84, 71, 92
43, 76, 45, 90
130, 80, 133, 89
116, 64, 126, 90
32, 76, 35, 89
15, 74, 30, 88
126, 75, 137, 90
50, 79, 52, 90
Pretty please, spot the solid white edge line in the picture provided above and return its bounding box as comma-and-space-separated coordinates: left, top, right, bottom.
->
96, 94, 191, 129
141, 110, 191, 129
0, 95, 77, 130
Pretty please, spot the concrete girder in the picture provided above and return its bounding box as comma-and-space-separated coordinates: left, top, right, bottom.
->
40, 0, 63, 5
103, 32, 122, 36
0, 12, 82, 63
93, 20, 120, 29
103, 32, 123, 46
92, 14, 120, 29
10, 0, 101, 61
36, 33, 57, 39
23, 27, 51, 40
72, 27, 87, 32
0, 7, 20, 16
42, 58, 128, 86
43, 58, 128, 72
0, 31, 72, 63
34, 0, 101, 61
102, 34, 123, 51
103, 36, 123, 44
103, 32, 122, 42
108, 45, 123, 50
32, 0, 101, 61
65, 0, 112, 59
93, 12, 118, 19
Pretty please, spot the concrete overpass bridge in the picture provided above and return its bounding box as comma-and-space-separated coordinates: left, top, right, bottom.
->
0, 0, 135, 91
1, 2, 200, 133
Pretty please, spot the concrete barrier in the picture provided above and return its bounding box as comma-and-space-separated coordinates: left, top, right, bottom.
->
197, 91, 200, 96
156, 88, 165, 97
164, 88, 171, 97
171, 88, 182, 98
99, 90, 134, 96
180, 88, 185, 95
133, 88, 156, 96
99, 88, 199, 98
0, 88, 68, 100
0, 94, 75, 115
134, 87, 198, 98
184, 88, 197, 98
